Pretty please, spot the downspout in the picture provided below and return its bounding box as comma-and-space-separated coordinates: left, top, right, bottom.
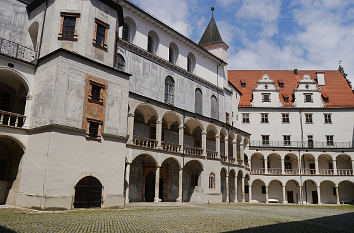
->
182, 112, 185, 203
35, 0, 48, 71
299, 108, 305, 204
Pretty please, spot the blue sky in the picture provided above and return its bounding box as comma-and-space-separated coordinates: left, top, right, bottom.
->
129, 0, 354, 86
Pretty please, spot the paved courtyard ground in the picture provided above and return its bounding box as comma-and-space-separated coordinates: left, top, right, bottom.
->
0, 203, 353, 233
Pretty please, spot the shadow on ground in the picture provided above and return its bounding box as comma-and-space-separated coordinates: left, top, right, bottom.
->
225, 212, 354, 233
0, 225, 16, 233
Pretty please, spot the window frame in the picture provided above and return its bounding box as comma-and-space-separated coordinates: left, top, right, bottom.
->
304, 93, 313, 103
58, 12, 80, 41
242, 113, 250, 123
305, 113, 313, 124
283, 135, 291, 146
262, 135, 270, 145
93, 18, 110, 51
88, 80, 105, 105
209, 173, 216, 189
326, 135, 334, 146
282, 113, 290, 124
262, 93, 271, 102
261, 113, 269, 123
164, 76, 175, 105
86, 119, 103, 141
324, 113, 332, 124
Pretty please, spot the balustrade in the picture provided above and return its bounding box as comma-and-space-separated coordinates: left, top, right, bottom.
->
268, 168, 282, 175
0, 37, 37, 63
161, 141, 181, 153
302, 168, 316, 175
284, 169, 298, 175
133, 136, 157, 149
337, 169, 353, 176
228, 157, 236, 164
251, 168, 265, 174
0, 110, 26, 128
319, 169, 334, 175
183, 146, 203, 156
206, 149, 218, 159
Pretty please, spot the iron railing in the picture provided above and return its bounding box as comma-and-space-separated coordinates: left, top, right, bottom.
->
250, 140, 353, 149
0, 37, 37, 63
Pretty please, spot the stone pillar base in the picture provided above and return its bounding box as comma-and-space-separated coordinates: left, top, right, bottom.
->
176, 197, 183, 203
154, 198, 160, 203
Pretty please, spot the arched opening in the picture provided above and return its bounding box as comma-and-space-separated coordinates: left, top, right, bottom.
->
320, 180, 336, 204
301, 154, 316, 175
219, 129, 226, 158
168, 42, 179, 64
285, 180, 300, 204
147, 30, 159, 54
164, 76, 175, 105
0, 69, 28, 128
187, 52, 196, 73
74, 176, 102, 208
228, 132, 235, 160
284, 154, 299, 175
28, 21, 39, 50
162, 112, 180, 152
229, 169, 236, 202
220, 168, 227, 202
251, 153, 265, 174
206, 125, 217, 158
133, 104, 158, 148
251, 179, 266, 203
267, 153, 281, 175
244, 174, 250, 202
122, 17, 136, 43
338, 181, 354, 204
236, 170, 243, 202
115, 53, 125, 71
160, 158, 180, 202
209, 172, 216, 189
210, 95, 218, 119
303, 180, 318, 204
236, 134, 242, 162
195, 88, 202, 115
183, 119, 203, 155
336, 154, 353, 175
318, 154, 334, 175
129, 154, 158, 202
268, 180, 283, 203
182, 160, 203, 202
0, 136, 24, 205
244, 154, 249, 168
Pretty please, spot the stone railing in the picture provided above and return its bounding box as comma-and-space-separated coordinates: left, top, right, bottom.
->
250, 140, 353, 149
184, 146, 203, 156
206, 150, 218, 159
228, 157, 236, 164
284, 169, 299, 175
220, 155, 227, 162
337, 169, 353, 176
237, 160, 243, 166
0, 37, 37, 63
251, 168, 265, 174
161, 141, 181, 153
0, 110, 26, 128
268, 168, 282, 175
319, 169, 334, 175
133, 136, 157, 149
302, 168, 316, 175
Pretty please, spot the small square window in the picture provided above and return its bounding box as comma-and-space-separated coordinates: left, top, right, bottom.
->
241, 82, 246, 88
242, 113, 250, 123
88, 81, 105, 104
86, 120, 103, 141
282, 113, 290, 123
304, 93, 313, 103
262, 93, 271, 102
262, 135, 270, 145
305, 113, 313, 124
324, 114, 332, 124
93, 18, 109, 50
283, 97, 289, 103
326, 135, 334, 146
278, 82, 284, 88
261, 113, 269, 123
58, 12, 80, 41
283, 135, 291, 146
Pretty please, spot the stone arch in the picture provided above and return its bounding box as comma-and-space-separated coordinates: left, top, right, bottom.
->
338, 180, 354, 204
320, 180, 336, 204
318, 154, 334, 175
284, 153, 299, 175
229, 169, 236, 202
183, 160, 203, 202
184, 118, 204, 149
74, 176, 102, 208
206, 124, 217, 154
133, 104, 159, 142
147, 30, 159, 54
267, 153, 281, 175
122, 16, 136, 43
268, 180, 283, 203
301, 153, 316, 175
251, 179, 266, 203
160, 157, 181, 202
28, 21, 39, 49
336, 154, 352, 175
303, 179, 318, 204
251, 152, 265, 174
285, 179, 300, 204
161, 111, 180, 147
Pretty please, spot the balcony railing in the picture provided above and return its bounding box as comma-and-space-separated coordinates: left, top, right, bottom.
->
337, 169, 353, 176
284, 169, 299, 175
220, 155, 227, 162
0, 37, 37, 63
302, 168, 316, 175
0, 110, 26, 128
228, 157, 236, 164
161, 141, 181, 153
133, 136, 157, 149
319, 169, 334, 175
184, 146, 203, 156
250, 140, 353, 149
268, 168, 282, 175
251, 168, 265, 174
206, 150, 218, 159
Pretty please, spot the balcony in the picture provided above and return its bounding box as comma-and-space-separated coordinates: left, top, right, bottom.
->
0, 37, 37, 64
132, 136, 157, 149
250, 140, 353, 149
206, 149, 218, 159
337, 169, 353, 176
161, 141, 181, 153
0, 110, 26, 128
183, 146, 203, 157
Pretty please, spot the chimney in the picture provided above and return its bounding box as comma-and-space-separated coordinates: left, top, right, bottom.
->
294, 69, 298, 75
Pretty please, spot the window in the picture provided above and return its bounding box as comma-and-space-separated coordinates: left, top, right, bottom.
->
326, 135, 334, 146
89, 81, 105, 104
305, 113, 313, 124
242, 113, 250, 123
93, 18, 109, 50
59, 12, 80, 40
116, 54, 125, 71
261, 186, 266, 194
278, 81, 284, 88
86, 119, 102, 140
164, 76, 175, 105
324, 114, 332, 124
191, 174, 199, 186
282, 113, 290, 123
262, 93, 270, 102
195, 88, 202, 114
122, 22, 130, 41
308, 135, 314, 148
211, 95, 218, 119
187, 53, 195, 73
89, 121, 99, 138
147, 31, 159, 54
148, 35, 153, 53
261, 113, 269, 123
262, 135, 270, 145
168, 42, 178, 64
322, 96, 329, 103
283, 97, 289, 103
304, 93, 313, 103
209, 173, 216, 189
285, 161, 292, 170
283, 135, 291, 146
226, 112, 230, 124
240, 80, 246, 88
0, 157, 8, 180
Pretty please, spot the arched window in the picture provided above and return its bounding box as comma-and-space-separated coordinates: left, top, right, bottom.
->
122, 23, 130, 42
165, 76, 175, 105
169, 42, 179, 64
187, 53, 196, 73
147, 31, 159, 54
195, 88, 202, 114
28, 21, 39, 49
209, 172, 216, 189
116, 54, 125, 71
211, 95, 218, 119
122, 17, 136, 43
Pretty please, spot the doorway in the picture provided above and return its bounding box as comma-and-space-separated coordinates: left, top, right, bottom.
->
74, 176, 102, 208
145, 172, 155, 202
287, 191, 294, 203
312, 191, 318, 204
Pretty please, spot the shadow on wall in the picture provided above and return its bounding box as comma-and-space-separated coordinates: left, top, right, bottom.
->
224, 212, 354, 233
0, 225, 16, 233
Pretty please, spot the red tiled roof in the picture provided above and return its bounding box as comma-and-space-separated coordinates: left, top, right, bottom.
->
228, 70, 354, 108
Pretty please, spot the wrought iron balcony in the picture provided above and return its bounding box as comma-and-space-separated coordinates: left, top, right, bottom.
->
0, 37, 37, 64
249, 140, 353, 149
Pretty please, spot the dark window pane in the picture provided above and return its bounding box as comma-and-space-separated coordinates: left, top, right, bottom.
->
195, 89, 202, 114
91, 85, 101, 101
122, 23, 129, 41
89, 122, 99, 138
0, 91, 11, 111
96, 24, 106, 47
63, 16, 76, 38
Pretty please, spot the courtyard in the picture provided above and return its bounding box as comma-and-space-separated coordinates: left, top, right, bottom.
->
0, 204, 353, 233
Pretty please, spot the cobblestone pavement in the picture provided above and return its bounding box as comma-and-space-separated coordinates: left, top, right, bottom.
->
0, 204, 353, 233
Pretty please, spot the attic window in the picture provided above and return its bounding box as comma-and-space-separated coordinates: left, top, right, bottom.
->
322, 92, 329, 103
278, 81, 284, 88
317, 73, 325, 86
283, 94, 289, 103
241, 80, 246, 88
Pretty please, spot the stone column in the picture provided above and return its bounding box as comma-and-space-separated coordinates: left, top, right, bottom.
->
248, 185, 252, 203
177, 168, 183, 202
154, 166, 160, 203
240, 143, 244, 165
226, 174, 229, 203
125, 163, 131, 204
281, 158, 285, 175
333, 160, 337, 175
156, 120, 162, 148
282, 185, 287, 204
299, 185, 303, 204
23, 95, 32, 128
179, 126, 184, 152
241, 176, 245, 202
202, 131, 207, 156
233, 139, 237, 160
234, 175, 238, 202
352, 160, 354, 174
265, 186, 269, 203
264, 158, 268, 174
336, 186, 340, 205
315, 158, 319, 175
216, 134, 220, 157
225, 137, 229, 158
317, 185, 321, 205
127, 113, 135, 144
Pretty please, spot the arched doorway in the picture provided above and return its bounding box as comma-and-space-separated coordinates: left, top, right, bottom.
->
160, 158, 180, 202
320, 180, 336, 204
251, 179, 266, 203
268, 180, 283, 203
74, 176, 102, 208
338, 181, 354, 204
220, 168, 227, 202
0, 136, 24, 205
303, 180, 318, 204
229, 170, 236, 202
183, 160, 203, 202
285, 180, 300, 204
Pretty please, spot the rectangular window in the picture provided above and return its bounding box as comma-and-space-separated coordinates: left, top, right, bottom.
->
86, 119, 103, 141
308, 135, 314, 148
283, 135, 291, 146
262, 93, 271, 102
89, 121, 99, 138
93, 18, 109, 50
261, 113, 269, 123
261, 186, 266, 194
324, 114, 332, 124
326, 135, 334, 146
262, 135, 270, 145
59, 12, 80, 41
282, 113, 290, 123
241, 81, 246, 88
242, 113, 250, 123
304, 93, 313, 103
88, 81, 105, 104
305, 113, 313, 124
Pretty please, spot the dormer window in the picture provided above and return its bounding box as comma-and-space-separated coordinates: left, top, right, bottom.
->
265, 85, 268, 89
240, 80, 246, 88
262, 93, 270, 102
304, 93, 313, 103
278, 81, 284, 88
322, 92, 329, 103
284, 97, 289, 103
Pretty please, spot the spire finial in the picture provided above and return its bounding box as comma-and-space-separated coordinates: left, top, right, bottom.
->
211, 0, 215, 17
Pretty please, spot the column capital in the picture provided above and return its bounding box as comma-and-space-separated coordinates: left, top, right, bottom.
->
202, 131, 207, 135
26, 95, 33, 100
156, 120, 162, 124
179, 126, 184, 130
128, 113, 135, 117
216, 135, 221, 139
